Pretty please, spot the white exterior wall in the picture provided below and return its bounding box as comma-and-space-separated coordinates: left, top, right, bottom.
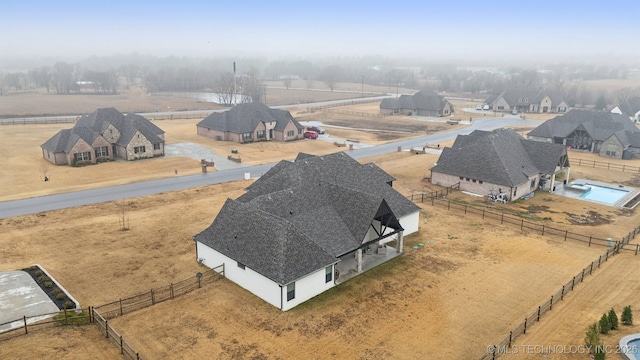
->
196, 242, 335, 311
399, 211, 419, 236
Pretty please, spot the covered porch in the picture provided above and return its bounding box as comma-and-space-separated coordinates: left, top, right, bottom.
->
334, 242, 401, 284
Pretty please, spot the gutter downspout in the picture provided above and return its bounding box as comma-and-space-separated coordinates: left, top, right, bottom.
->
279, 285, 283, 310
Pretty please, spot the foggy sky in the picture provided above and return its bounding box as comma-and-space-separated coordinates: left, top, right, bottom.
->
1, 0, 639, 66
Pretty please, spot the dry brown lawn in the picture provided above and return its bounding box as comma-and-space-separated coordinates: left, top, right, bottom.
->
2, 89, 640, 358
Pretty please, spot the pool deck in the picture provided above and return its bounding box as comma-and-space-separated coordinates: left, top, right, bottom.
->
619, 333, 640, 360
552, 179, 640, 209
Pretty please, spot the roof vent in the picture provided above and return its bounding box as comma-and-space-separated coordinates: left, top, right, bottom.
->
289, 211, 294, 215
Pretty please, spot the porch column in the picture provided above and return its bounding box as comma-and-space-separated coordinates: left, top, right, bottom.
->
565, 168, 570, 183
397, 231, 404, 254
356, 249, 363, 273
549, 175, 555, 193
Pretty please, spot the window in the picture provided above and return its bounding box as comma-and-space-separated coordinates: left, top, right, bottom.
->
524, 98, 529, 103
287, 130, 294, 137
153, 143, 161, 150
459, 176, 464, 180
479, 180, 483, 184
530, 178, 536, 188
237, 262, 245, 270
472, 179, 477, 183
74, 152, 91, 162
513, 189, 517, 197
298, 128, 303, 134
465, 177, 470, 181
257, 130, 265, 139
287, 283, 295, 301
497, 106, 504, 110
242, 132, 252, 141
325, 266, 332, 283
95, 146, 108, 158
134, 146, 145, 154
559, 106, 566, 112
518, 98, 522, 103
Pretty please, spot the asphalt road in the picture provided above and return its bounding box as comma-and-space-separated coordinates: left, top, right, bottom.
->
0, 116, 539, 219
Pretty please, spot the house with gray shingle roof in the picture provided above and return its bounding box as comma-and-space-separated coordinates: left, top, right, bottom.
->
41, 108, 165, 166
600, 130, 640, 159
611, 96, 640, 123
430, 129, 569, 201
487, 89, 568, 114
196, 102, 304, 143
527, 109, 639, 157
193, 152, 420, 311
380, 90, 452, 117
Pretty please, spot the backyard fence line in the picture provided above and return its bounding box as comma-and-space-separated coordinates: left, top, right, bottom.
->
571, 157, 640, 174
306, 98, 382, 113
0, 117, 79, 125
0, 264, 224, 360
0, 307, 92, 341
409, 190, 640, 251
324, 108, 390, 119
478, 244, 623, 360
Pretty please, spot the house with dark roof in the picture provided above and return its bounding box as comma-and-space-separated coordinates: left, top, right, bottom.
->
196, 102, 304, 143
599, 130, 640, 159
193, 152, 420, 311
611, 96, 640, 123
380, 90, 452, 117
430, 129, 570, 201
527, 109, 639, 156
41, 108, 165, 166
485, 90, 568, 114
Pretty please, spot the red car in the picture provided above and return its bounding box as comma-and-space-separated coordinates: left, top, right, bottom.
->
303, 131, 318, 139
306, 126, 325, 134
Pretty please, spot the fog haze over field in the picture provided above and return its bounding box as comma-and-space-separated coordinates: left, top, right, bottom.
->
2, 0, 639, 68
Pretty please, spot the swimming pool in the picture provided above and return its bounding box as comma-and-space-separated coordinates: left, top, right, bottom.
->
578, 183, 629, 205
620, 334, 640, 360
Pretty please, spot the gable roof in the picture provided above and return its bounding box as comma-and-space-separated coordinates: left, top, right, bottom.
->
194, 152, 416, 285
616, 96, 640, 117
431, 129, 567, 187
489, 89, 565, 107
527, 109, 638, 141
196, 102, 303, 133
42, 108, 164, 152
611, 130, 640, 148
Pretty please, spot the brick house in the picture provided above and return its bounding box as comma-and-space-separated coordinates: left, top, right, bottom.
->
430, 129, 570, 201
41, 108, 165, 166
196, 102, 304, 143
380, 90, 452, 117
486, 90, 568, 114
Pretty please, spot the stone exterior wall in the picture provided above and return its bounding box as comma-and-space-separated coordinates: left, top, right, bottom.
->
103, 124, 121, 143
66, 138, 95, 165
431, 171, 539, 201
91, 136, 113, 162
124, 131, 155, 160
599, 136, 625, 159
493, 97, 511, 112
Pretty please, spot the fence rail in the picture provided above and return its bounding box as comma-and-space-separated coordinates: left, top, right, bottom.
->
0, 111, 210, 125
306, 98, 383, 113
571, 157, 640, 174
410, 192, 640, 251
479, 245, 622, 359
0, 264, 224, 360
324, 108, 390, 119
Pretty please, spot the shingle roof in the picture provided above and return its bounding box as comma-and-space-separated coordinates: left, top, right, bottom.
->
194, 152, 416, 285
431, 129, 567, 187
42, 108, 164, 153
196, 102, 303, 133
528, 109, 638, 140
611, 130, 640, 148
617, 96, 640, 117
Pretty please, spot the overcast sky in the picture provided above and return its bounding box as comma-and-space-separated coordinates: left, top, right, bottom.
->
1, 0, 639, 64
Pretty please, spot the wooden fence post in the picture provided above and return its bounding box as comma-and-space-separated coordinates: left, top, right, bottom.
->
541, 225, 545, 236
447, 200, 450, 210
482, 209, 485, 219
171, 283, 174, 299
590, 262, 593, 275
119, 298, 123, 316
151, 289, 155, 305
636, 244, 639, 256
120, 335, 124, 354
598, 255, 601, 268
23, 316, 28, 334
464, 205, 467, 214
561, 285, 565, 300
521, 219, 524, 230
501, 214, 504, 224
105, 320, 109, 338
564, 230, 568, 241
550, 296, 553, 311
581, 269, 585, 282
571, 276, 575, 290
524, 318, 527, 334
537, 306, 541, 321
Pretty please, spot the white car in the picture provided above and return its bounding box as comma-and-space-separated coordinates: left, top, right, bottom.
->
483, 104, 490, 110
475, 105, 483, 110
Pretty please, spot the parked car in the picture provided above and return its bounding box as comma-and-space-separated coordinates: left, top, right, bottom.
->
303, 131, 318, 139
511, 109, 518, 115
483, 104, 490, 110
475, 104, 483, 110
306, 126, 325, 134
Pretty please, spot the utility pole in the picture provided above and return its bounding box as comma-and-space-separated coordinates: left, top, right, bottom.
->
361, 75, 364, 97
232, 61, 236, 105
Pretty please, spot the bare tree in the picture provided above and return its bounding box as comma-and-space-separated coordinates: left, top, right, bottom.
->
40, 164, 50, 182
240, 70, 264, 103
52, 62, 77, 94
614, 87, 638, 104
305, 77, 314, 90
283, 78, 291, 89
320, 65, 343, 92
29, 66, 52, 92
119, 64, 140, 88
215, 71, 235, 105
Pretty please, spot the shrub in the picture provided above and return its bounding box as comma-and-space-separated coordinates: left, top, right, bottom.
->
56, 293, 66, 300
37, 275, 49, 283
28, 266, 38, 271
608, 308, 619, 330
599, 313, 610, 334
63, 301, 75, 309
44, 281, 53, 288
53, 310, 90, 325
585, 322, 600, 349
622, 306, 633, 325
34, 270, 43, 276
52, 288, 62, 295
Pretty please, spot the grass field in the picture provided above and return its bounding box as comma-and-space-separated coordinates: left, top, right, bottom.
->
1, 88, 640, 359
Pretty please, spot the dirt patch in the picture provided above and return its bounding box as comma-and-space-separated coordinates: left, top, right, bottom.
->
565, 211, 612, 226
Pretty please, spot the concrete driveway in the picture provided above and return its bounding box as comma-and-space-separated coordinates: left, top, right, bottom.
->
164, 142, 248, 171
0, 271, 59, 333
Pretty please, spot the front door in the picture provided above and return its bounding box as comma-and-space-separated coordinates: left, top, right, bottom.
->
269, 129, 274, 140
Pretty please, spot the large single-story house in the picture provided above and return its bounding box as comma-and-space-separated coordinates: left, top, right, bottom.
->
41, 108, 165, 166
599, 130, 640, 159
193, 152, 421, 311
486, 90, 568, 114
380, 90, 452, 117
430, 129, 570, 201
527, 109, 639, 155
611, 96, 640, 123
196, 102, 304, 143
